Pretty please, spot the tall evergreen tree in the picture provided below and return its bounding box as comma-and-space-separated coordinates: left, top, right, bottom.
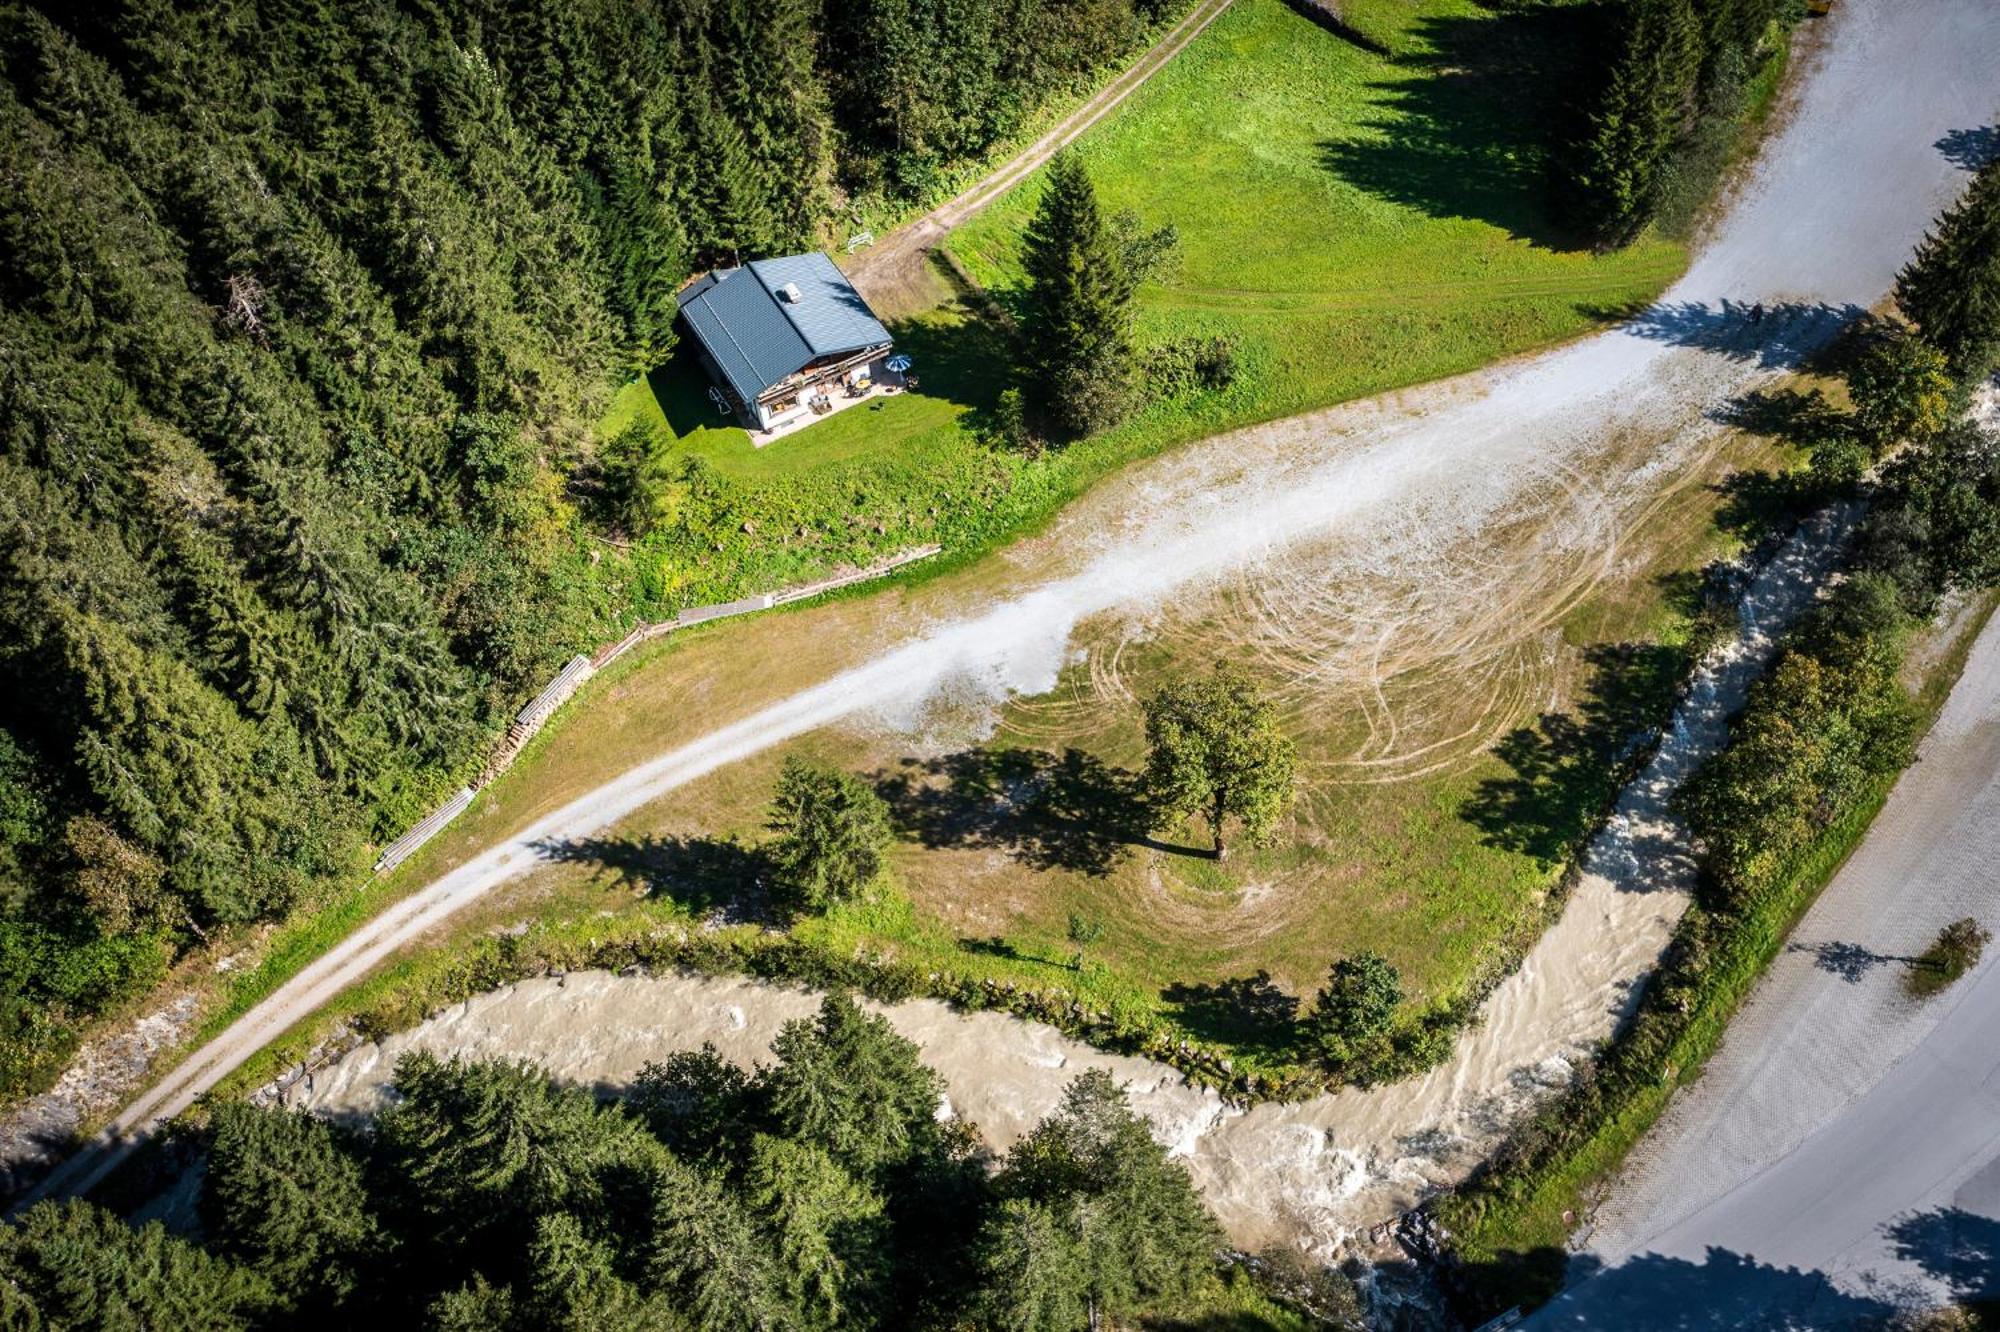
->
761, 992, 945, 1177
199, 1103, 382, 1317
1563, 0, 1702, 246
1017, 151, 1144, 441
988, 1069, 1222, 1329
745, 1133, 890, 1329
765, 756, 894, 914
0, 1200, 274, 1331
1896, 157, 2000, 381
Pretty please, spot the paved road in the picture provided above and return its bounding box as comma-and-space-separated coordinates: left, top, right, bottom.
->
16, 0, 1997, 1220
842, 0, 1233, 316
1531, 610, 2000, 1329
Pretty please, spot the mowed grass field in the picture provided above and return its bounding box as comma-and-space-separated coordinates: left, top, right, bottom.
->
594, 0, 1683, 615
947, 0, 1684, 433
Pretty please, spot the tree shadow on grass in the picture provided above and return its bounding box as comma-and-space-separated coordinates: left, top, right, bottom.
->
877, 746, 1201, 877
1708, 466, 1833, 545
1460, 642, 1685, 869
1161, 971, 1302, 1063
1317, 1, 1610, 251
532, 833, 772, 924
1711, 385, 1852, 448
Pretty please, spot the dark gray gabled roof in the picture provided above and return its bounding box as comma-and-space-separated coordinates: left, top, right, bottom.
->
679, 253, 891, 403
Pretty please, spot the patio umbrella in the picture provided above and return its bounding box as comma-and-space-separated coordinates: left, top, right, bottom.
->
885, 354, 912, 373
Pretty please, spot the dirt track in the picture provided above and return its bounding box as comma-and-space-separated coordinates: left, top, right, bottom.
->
17, 0, 1998, 1224
842, 0, 1234, 317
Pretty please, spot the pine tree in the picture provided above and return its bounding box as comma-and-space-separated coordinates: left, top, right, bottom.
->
972, 1198, 1089, 1332
1564, 0, 1702, 246
0, 1200, 275, 1330
761, 992, 945, 1177
1018, 151, 1141, 441
199, 1102, 382, 1316
990, 1069, 1222, 1328
524, 1212, 678, 1332
1896, 157, 2000, 381
744, 1134, 889, 1329
765, 755, 894, 913
645, 1154, 791, 1332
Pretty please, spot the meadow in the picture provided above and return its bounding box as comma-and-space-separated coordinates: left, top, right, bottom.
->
598, 0, 1684, 621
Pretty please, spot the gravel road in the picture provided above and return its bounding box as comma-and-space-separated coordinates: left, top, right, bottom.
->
17, 0, 1998, 1221
1530, 606, 2000, 1328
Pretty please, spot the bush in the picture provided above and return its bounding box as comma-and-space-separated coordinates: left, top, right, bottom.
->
1907, 917, 1990, 998
1847, 330, 1955, 452
1302, 952, 1401, 1076
1143, 335, 1239, 398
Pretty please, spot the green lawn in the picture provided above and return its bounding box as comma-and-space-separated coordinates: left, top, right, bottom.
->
598, 0, 1682, 623
948, 0, 1683, 425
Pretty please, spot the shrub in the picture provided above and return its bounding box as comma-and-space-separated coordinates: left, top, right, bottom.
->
1143, 335, 1239, 398
1302, 952, 1402, 1076
1907, 917, 1990, 998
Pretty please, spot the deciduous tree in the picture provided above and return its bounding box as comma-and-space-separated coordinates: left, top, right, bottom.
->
1141, 668, 1296, 859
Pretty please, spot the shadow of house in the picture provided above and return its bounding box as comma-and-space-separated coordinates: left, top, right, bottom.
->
1317, 2, 1613, 251
1461, 642, 1686, 871
877, 746, 1196, 877
1936, 124, 2000, 172
531, 833, 772, 924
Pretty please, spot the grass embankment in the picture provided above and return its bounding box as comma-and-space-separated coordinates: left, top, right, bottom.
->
1434, 591, 2000, 1318
603, 0, 1683, 618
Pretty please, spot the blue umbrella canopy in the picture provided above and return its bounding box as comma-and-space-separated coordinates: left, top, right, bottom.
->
885, 354, 912, 372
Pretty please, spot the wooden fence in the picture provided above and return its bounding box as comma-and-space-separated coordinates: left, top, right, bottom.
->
376, 545, 944, 873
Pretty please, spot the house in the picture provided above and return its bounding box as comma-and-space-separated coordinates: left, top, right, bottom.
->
678, 252, 895, 435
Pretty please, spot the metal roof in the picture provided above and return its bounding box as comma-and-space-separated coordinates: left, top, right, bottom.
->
679, 253, 891, 403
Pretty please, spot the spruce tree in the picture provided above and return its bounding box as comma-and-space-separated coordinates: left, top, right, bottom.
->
765, 756, 894, 914
1018, 151, 1140, 441
199, 1102, 382, 1317
0, 1200, 275, 1331
1896, 157, 2000, 381
1565, 0, 1702, 246
990, 1069, 1222, 1328
744, 1134, 889, 1329
761, 992, 946, 1177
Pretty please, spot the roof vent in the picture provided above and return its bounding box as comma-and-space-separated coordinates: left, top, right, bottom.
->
778, 282, 803, 304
